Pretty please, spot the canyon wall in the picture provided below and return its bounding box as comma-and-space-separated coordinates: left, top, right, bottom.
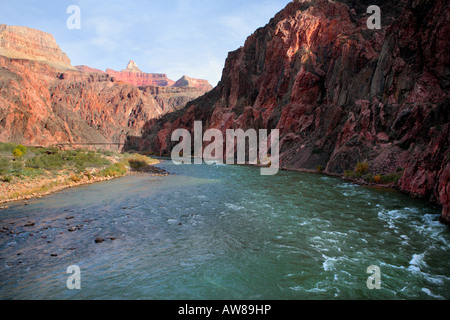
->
0, 26, 207, 148
137, 0, 450, 222
0, 24, 73, 70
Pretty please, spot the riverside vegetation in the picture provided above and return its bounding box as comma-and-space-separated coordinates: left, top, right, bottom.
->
343, 161, 403, 186
0, 143, 163, 205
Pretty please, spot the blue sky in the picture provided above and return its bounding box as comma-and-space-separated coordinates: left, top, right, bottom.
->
0, 0, 292, 86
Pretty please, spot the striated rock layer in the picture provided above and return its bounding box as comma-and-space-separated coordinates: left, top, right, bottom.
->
105, 67, 176, 87
0, 27, 207, 149
137, 0, 450, 223
100, 60, 213, 92
173, 75, 213, 92
0, 24, 73, 70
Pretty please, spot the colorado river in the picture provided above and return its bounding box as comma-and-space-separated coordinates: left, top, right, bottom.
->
0, 160, 449, 300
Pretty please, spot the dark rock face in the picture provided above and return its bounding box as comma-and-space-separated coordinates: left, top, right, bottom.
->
137, 0, 450, 222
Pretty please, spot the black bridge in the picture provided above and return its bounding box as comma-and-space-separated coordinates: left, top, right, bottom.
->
56, 143, 125, 146
54, 142, 126, 149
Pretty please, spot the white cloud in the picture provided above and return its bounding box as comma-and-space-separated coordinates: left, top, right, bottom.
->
16, 0, 293, 85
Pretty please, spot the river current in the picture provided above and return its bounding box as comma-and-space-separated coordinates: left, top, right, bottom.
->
0, 160, 449, 300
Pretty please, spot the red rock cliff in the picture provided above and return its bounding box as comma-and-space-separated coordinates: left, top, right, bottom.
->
0, 24, 73, 70
100, 60, 213, 92
173, 75, 213, 92
138, 0, 450, 223
0, 29, 207, 149
106, 60, 176, 87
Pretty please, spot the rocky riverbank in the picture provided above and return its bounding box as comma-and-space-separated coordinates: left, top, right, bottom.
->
0, 145, 168, 208
0, 162, 169, 208
137, 0, 449, 224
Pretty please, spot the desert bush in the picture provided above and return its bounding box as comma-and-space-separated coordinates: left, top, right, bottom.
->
96, 149, 114, 157
355, 162, 369, 175
99, 163, 127, 177
344, 170, 359, 178
26, 149, 110, 171
69, 175, 82, 182
17, 145, 27, 155
127, 154, 157, 169
15, 168, 44, 178
0, 157, 10, 175
12, 148, 24, 158
380, 173, 402, 184
0, 143, 18, 153
11, 160, 24, 172
64, 150, 110, 171
26, 153, 65, 170
129, 159, 148, 170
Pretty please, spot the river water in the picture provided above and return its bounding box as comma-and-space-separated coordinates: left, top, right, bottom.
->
0, 160, 449, 300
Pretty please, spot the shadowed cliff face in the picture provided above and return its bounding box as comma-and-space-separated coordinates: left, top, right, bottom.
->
137, 0, 450, 222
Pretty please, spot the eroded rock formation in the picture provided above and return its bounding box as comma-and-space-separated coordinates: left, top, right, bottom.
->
137, 0, 450, 222
103, 61, 213, 92
0, 24, 73, 70
173, 75, 213, 92
0, 26, 207, 149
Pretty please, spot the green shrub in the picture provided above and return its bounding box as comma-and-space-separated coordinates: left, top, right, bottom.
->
15, 168, 44, 178
12, 148, 24, 158
344, 170, 359, 178
99, 163, 127, 177
69, 175, 82, 182
17, 145, 27, 155
126, 154, 157, 170
380, 173, 402, 185
97, 149, 114, 157
0, 157, 10, 175
0, 143, 18, 153
355, 162, 369, 175
64, 150, 111, 171
12, 160, 23, 172
129, 159, 148, 170
26, 153, 65, 170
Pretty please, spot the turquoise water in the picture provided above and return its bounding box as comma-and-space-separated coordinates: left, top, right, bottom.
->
0, 161, 449, 300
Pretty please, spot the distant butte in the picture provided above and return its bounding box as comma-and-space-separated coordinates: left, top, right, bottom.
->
77, 60, 213, 92
0, 25, 210, 148
173, 75, 213, 92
